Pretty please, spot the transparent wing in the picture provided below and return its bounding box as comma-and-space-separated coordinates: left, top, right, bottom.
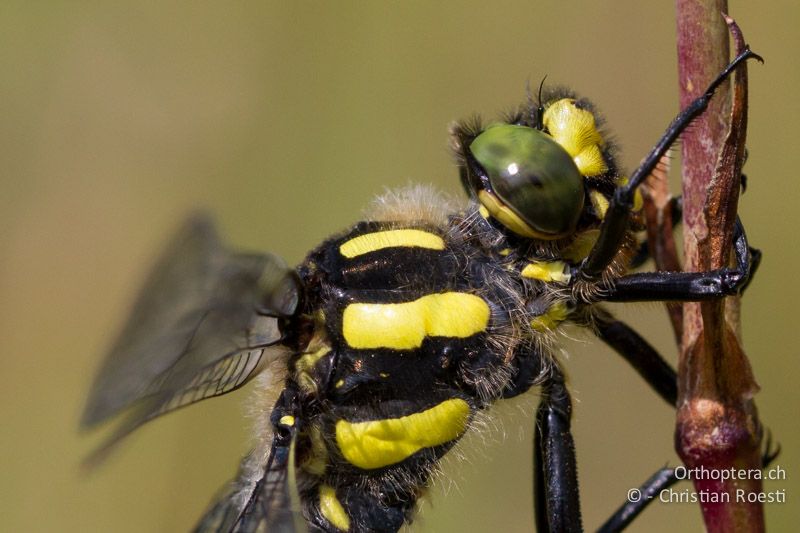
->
196, 430, 307, 533
81, 214, 299, 458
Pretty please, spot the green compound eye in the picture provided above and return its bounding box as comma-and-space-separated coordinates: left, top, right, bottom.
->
469, 124, 585, 238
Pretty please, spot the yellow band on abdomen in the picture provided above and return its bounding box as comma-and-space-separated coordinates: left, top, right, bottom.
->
339, 229, 445, 258
335, 398, 471, 470
342, 292, 490, 350
319, 484, 350, 531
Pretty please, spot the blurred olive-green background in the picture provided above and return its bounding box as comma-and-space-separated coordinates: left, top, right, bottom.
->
2, 2, 798, 531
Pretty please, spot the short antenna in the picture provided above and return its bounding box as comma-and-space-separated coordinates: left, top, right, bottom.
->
536, 75, 547, 130
525, 78, 536, 126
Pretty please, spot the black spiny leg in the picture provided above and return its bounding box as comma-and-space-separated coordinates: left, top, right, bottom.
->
592, 308, 677, 406
626, 194, 760, 294
595, 467, 678, 533
534, 365, 582, 532
533, 432, 549, 533
740, 244, 761, 294
577, 48, 762, 281
604, 218, 758, 302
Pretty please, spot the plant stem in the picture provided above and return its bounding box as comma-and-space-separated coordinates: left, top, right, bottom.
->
674, 2, 764, 531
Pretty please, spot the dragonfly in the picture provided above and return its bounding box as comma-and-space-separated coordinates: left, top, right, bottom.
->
82, 48, 762, 532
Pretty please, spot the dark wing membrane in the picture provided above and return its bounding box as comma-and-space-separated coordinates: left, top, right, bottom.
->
196, 431, 308, 533
81, 214, 297, 450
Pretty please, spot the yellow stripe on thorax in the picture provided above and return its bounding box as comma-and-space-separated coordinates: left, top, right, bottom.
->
294, 345, 331, 393
561, 229, 600, 262
589, 190, 610, 219
342, 293, 490, 350
615, 176, 644, 212
339, 229, 445, 258
530, 301, 570, 331
521, 260, 570, 283
301, 423, 328, 476
335, 398, 471, 470
543, 99, 608, 177
319, 485, 350, 531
